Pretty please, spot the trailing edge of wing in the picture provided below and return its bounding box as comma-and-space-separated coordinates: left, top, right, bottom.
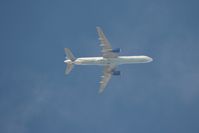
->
99, 73, 111, 93
99, 65, 116, 93
96, 26, 112, 49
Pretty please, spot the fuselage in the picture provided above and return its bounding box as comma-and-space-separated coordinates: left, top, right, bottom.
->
64, 56, 153, 66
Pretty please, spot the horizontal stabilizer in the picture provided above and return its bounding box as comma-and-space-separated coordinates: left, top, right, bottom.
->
64, 48, 76, 61
65, 63, 74, 75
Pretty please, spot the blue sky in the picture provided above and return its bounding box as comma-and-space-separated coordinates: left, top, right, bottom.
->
0, 0, 199, 133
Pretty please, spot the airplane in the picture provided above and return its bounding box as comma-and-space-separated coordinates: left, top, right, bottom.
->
64, 27, 153, 93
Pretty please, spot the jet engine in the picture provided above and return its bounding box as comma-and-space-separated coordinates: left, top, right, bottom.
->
112, 70, 121, 76
111, 48, 121, 53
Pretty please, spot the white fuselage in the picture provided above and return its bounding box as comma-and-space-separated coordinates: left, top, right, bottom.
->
64, 56, 153, 66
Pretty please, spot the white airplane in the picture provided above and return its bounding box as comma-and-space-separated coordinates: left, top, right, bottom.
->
64, 27, 153, 93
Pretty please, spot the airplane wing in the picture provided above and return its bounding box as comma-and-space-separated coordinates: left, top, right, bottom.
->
99, 65, 116, 93
96, 27, 118, 58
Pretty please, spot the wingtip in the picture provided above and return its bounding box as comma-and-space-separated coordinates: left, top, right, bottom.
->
98, 85, 105, 94
64, 71, 69, 75
64, 70, 70, 75
98, 89, 104, 94
64, 47, 68, 52
96, 26, 102, 31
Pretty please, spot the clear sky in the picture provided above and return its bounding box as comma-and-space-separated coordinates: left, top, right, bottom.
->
0, 0, 199, 133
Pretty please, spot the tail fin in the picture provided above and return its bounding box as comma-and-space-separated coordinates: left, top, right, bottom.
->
64, 48, 76, 75
64, 48, 76, 61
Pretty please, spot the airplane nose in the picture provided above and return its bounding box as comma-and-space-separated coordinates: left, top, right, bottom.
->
147, 57, 153, 62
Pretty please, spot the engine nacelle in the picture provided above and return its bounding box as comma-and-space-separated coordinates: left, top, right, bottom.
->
111, 48, 121, 53
112, 70, 121, 76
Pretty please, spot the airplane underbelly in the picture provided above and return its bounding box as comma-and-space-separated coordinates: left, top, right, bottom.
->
74, 58, 107, 65
79, 60, 103, 65
117, 56, 152, 64
74, 56, 151, 65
